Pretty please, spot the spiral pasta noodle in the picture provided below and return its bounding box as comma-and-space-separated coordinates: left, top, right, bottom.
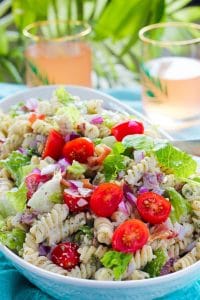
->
94, 268, 114, 281
78, 245, 108, 264
32, 119, 54, 136
0, 134, 24, 158
125, 156, 159, 185
130, 245, 155, 270
174, 241, 200, 271
94, 217, 114, 245
182, 183, 200, 201
31, 205, 87, 245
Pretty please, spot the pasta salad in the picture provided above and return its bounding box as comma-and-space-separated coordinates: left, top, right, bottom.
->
0, 87, 200, 281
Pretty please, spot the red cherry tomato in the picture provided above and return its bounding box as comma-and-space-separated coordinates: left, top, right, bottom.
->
42, 129, 65, 160
51, 242, 79, 270
137, 192, 171, 224
90, 183, 123, 217
63, 190, 90, 213
63, 137, 94, 163
25, 173, 50, 199
112, 219, 149, 253
111, 120, 144, 141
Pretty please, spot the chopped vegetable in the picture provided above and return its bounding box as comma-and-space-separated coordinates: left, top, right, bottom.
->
101, 250, 132, 280
112, 219, 149, 253
165, 187, 191, 223
67, 161, 86, 176
54, 87, 75, 104
144, 249, 167, 277
90, 183, 123, 217
111, 120, 144, 141
42, 130, 65, 160
0, 228, 26, 254
0, 183, 27, 217
51, 242, 79, 270
0, 151, 30, 186
103, 142, 126, 181
154, 143, 197, 178
137, 192, 171, 224
122, 134, 154, 152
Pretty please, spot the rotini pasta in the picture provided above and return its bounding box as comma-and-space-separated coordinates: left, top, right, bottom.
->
94, 218, 114, 245
78, 245, 108, 264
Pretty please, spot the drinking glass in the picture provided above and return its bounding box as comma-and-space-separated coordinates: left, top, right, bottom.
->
23, 20, 92, 86
139, 22, 200, 131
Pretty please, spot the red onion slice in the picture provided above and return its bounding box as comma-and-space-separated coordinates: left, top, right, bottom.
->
118, 201, 129, 215
25, 98, 38, 111
91, 116, 104, 125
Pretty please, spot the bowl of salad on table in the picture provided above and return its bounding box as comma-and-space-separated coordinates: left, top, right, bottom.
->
0, 85, 200, 300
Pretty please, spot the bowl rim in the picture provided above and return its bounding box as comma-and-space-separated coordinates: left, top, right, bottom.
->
0, 85, 196, 287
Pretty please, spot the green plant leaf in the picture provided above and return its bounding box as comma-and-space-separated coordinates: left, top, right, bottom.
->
144, 249, 167, 277
172, 6, 200, 22
0, 27, 8, 55
166, 0, 191, 14
0, 0, 11, 18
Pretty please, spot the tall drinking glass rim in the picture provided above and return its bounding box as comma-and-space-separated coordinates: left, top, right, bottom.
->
23, 20, 91, 42
139, 22, 200, 47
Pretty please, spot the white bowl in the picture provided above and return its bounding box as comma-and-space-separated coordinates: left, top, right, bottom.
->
0, 85, 198, 300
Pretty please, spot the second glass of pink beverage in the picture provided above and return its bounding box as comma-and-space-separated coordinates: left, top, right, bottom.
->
139, 22, 200, 131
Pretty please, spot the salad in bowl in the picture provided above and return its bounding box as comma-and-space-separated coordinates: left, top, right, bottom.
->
0, 86, 200, 285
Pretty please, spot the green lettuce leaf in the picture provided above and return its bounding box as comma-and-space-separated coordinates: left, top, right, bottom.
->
144, 249, 167, 278
54, 87, 75, 105
0, 228, 26, 254
103, 142, 126, 181
67, 161, 86, 176
101, 250, 132, 280
0, 183, 28, 217
154, 142, 197, 178
122, 134, 154, 152
56, 105, 80, 125
0, 151, 31, 186
49, 191, 62, 204
165, 187, 191, 223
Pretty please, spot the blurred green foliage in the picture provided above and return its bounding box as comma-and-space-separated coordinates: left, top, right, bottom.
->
0, 0, 199, 85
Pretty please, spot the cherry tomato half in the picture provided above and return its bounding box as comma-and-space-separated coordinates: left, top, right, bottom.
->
90, 183, 123, 217
42, 129, 65, 160
51, 242, 79, 270
112, 219, 149, 253
63, 137, 95, 163
137, 192, 171, 224
111, 120, 144, 141
63, 190, 89, 213
25, 173, 50, 199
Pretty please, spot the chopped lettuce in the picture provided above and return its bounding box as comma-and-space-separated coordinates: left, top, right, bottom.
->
0, 151, 31, 186
101, 136, 116, 148
103, 142, 126, 181
144, 249, 167, 277
17, 164, 37, 186
154, 142, 197, 178
101, 250, 132, 280
49, 191, 62, 204
56, 105, 80, 125
54, 87, 75, 105
27, 172, 62, 213
67, 161, 86, 176
165, 187, 191, 223
122, 134, 154, 152
0, 228, 26, 254
0, 215, 5, 230
0, 183, 27, 218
